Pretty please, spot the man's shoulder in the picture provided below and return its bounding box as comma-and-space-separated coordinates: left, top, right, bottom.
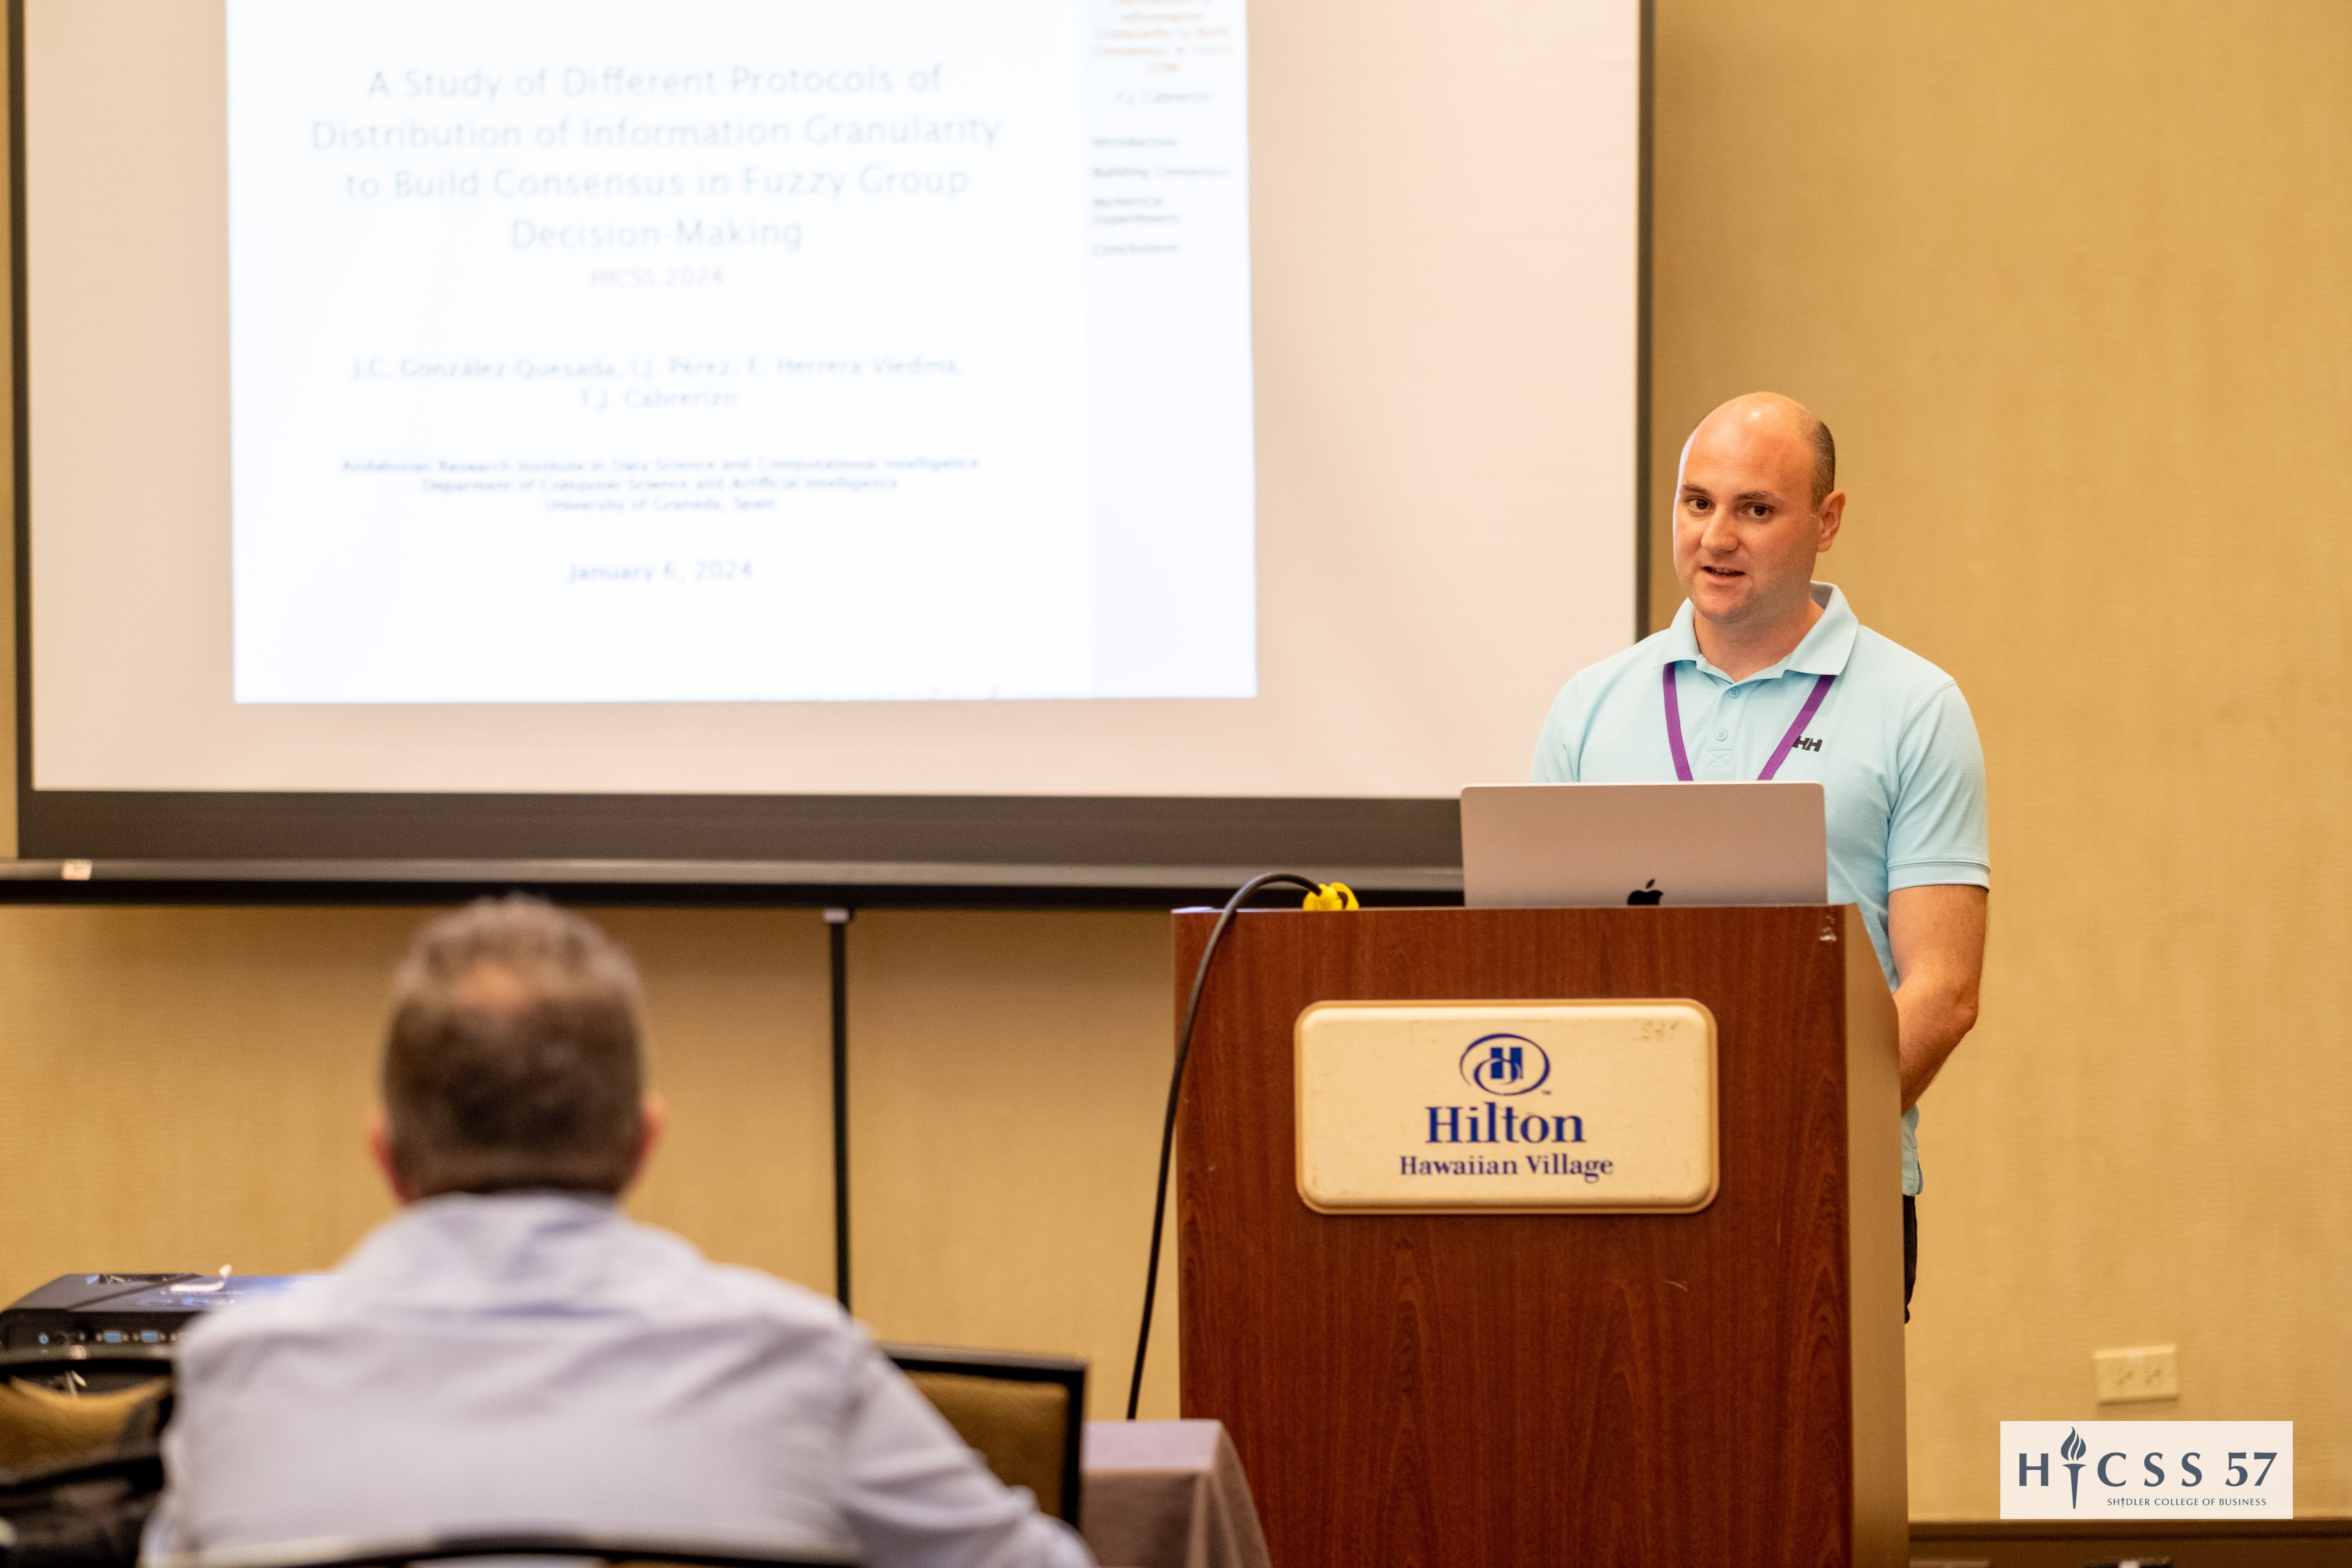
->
181, 1208, 854, 1361
171, 1274, 358, 1371
1550, 628, 1671, 714
1847, 623, 1965, 711
1534, 629, 1674, 780
1573, 626, 1674, 687
644, 1253, 851, 1330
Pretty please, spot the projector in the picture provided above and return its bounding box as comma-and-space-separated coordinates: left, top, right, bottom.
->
0, 1274, 312, 1354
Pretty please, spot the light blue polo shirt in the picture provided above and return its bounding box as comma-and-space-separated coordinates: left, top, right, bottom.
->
1531, 583, 1988, 1195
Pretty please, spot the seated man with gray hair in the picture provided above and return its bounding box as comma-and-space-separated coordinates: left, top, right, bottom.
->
145, 897, 1092, 1568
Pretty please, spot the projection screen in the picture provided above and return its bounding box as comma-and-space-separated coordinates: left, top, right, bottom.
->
10, 0, 1646, 887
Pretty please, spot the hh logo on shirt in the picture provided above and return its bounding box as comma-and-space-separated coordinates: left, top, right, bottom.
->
1791, 736, 1823, 752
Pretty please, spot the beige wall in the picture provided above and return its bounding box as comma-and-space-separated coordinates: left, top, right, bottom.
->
0, 904, 1181, 1420
3, 0, 2348, 1520
1647, 0, 2352, 1518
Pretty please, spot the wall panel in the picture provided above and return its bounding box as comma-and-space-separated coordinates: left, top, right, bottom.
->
0, 907, 836, 1304
1645, 0, 2352, 1516
845, 910, 1181, 1421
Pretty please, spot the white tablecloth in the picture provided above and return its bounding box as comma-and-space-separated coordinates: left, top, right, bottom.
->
1079, 1420, 1269, 1568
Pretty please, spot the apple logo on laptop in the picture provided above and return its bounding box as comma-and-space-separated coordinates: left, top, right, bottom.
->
1627, 879, 1663, 906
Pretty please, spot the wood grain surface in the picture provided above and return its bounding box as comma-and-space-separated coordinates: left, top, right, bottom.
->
1176, 905, 1870, 1568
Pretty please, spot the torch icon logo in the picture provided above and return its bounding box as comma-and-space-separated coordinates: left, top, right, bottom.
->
2060, 1426, 2088, 1507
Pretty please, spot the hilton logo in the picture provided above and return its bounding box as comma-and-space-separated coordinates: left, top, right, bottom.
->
1427, 1034, 1589, 1156
1460, 1033, 1548, 1095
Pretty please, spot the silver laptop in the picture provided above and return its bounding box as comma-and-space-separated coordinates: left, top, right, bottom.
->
1459, 782, 1827, 907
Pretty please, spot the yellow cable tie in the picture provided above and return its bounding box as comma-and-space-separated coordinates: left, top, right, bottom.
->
1301, 882, 1359, 911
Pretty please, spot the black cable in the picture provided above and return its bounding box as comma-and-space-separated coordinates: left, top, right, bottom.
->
826, 908, 853, 1311
1126, 871, 1325, 1420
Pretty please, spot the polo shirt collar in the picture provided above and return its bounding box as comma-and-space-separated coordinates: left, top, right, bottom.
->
1657, 582, 1860, 682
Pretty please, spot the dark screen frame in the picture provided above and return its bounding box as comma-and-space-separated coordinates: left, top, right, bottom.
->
8, 0, 1652, 898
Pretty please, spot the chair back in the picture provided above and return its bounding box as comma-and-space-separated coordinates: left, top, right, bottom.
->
0, 1349, 173, 1477
1, 1357, 171, 1568
880, 1344, 1085, 1527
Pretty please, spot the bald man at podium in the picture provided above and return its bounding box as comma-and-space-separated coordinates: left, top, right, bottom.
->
1532, 392, 1989, 1313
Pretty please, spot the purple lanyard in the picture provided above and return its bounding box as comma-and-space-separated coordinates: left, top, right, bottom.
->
1662, 663, 1835, 782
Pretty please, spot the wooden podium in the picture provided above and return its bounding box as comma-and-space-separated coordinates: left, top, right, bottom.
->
1175, 905, 1907, 1568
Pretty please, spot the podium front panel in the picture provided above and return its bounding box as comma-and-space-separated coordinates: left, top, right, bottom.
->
1174, 904, 1905, 1568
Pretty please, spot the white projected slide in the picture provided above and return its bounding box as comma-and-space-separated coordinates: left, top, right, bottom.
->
28, 0, 1637, 800
225, 0, 1254, 704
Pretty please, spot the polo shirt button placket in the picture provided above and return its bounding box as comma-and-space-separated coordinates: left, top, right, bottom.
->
1699, 682, 1736, 777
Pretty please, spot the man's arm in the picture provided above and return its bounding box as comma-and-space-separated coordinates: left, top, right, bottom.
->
1888, 883, 1986, 1111
836, 1349, 1094, 1568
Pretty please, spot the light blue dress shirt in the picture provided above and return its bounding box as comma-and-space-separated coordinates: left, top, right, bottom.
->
143, 1193, 1093, 1568
1531, 583, 1990, 1195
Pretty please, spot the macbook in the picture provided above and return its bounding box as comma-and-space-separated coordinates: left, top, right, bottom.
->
1459, 781, 1828, 907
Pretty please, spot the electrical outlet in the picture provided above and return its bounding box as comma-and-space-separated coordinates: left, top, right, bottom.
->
2093, 1344, 2179, 1403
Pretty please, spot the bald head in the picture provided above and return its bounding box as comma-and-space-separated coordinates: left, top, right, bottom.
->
1669, 391, 1848, 660
1683, 393, 1836, 510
